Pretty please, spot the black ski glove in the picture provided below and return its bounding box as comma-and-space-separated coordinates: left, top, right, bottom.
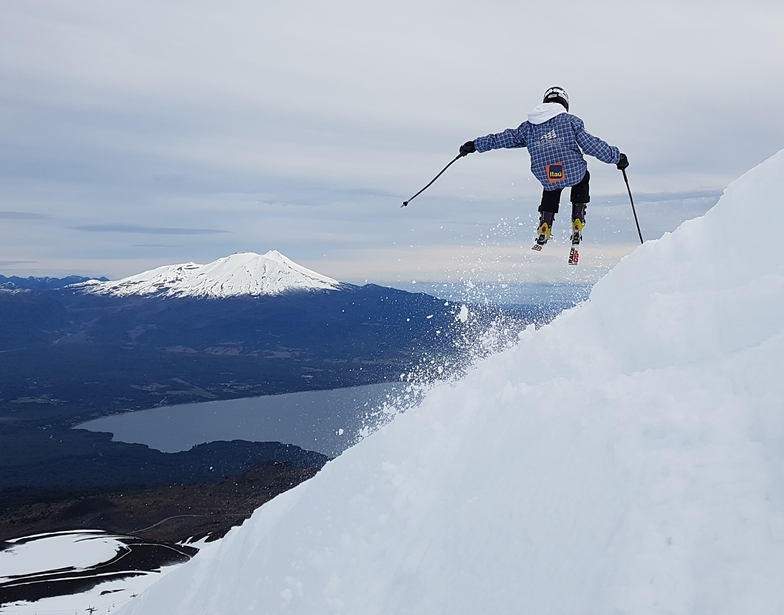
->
459, 141, 476, 156
616, 153, 629, 170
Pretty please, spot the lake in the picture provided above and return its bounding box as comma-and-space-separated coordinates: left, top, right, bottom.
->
78, 382, 421, 457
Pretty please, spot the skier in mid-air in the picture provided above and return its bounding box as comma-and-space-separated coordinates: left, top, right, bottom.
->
459, 86, 628, 264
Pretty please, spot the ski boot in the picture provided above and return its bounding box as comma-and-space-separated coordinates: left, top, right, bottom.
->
568, 203, 586, 265
532, 211, 555, 251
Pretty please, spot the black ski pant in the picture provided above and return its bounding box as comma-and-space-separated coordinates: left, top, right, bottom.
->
538, 170, 590, 214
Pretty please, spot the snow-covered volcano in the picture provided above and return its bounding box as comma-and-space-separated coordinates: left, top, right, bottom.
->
121, 151, 784, 615
75, 250, 340, 298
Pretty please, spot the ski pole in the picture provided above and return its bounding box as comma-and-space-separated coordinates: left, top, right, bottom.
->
402, 153, 465, 207
622, 168, 644, 244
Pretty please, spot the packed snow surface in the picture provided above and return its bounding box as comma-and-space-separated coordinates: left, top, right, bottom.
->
121, 150, 784, 614
75, 250, 340, 298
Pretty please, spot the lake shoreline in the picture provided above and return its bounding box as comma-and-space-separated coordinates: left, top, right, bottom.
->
78, 382, 422, 457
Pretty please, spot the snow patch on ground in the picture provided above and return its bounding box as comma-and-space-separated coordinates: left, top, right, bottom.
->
0, 530, 121, 580
0, 531, 187, 614
1, 564, 182, 615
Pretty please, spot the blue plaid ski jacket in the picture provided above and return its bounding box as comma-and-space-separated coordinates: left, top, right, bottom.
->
474, 104, 620, 191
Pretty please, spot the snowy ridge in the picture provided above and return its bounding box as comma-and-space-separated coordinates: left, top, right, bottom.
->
121, 151, 784, 614
75, 251, 340, 298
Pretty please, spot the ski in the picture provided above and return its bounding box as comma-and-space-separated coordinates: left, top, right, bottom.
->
568, 228, 581, 265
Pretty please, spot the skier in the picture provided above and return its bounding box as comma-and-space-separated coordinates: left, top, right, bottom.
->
459, 86, 629, 264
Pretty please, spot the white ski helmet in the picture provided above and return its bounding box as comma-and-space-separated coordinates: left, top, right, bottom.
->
543, 86, 569, 112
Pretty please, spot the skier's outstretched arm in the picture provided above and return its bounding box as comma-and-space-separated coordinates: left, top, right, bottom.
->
458, 124, 528, 157
572, 117, 620, 165
473, 125, 528, 153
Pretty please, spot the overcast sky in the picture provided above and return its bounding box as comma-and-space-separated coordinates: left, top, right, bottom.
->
1, 0, 782, 287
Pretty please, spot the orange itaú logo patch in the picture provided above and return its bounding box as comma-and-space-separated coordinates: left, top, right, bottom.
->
546, 163, 565, 183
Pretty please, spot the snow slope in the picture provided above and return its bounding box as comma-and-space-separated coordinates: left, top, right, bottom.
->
120, 150, 784, 614
75, 250, 340, 298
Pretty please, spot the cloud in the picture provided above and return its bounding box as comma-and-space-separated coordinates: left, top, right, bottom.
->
0, 211, 49, 220
623, 189, 724, 204
71, 224, 229, 235
0, 0, 780, 282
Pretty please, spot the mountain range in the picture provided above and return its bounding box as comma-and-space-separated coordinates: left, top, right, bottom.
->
73, 250, 341, 298
1, 251, 543, 425
0, 251, 557, 546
